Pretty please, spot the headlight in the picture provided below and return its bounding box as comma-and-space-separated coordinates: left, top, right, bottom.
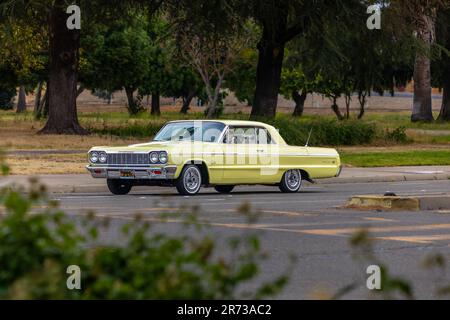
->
150, 152, 159, 164
99, 152, 107, 163
90, 152, 99, 163
159, 151, 168, 164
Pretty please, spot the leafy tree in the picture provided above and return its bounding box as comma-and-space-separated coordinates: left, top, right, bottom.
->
391, 0, 449, 122
165, 64, 204, 114
280, 59, 319, 118
225, 48, 258, 107
172, 0, 251, 118
1, 0, 162, 134
0, 20, 47, 113
81, 19, 152, 115
243, 0, 363, 119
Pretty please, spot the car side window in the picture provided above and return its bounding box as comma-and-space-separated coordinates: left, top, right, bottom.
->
256, 128, 273, 144
225, 127, 257, 144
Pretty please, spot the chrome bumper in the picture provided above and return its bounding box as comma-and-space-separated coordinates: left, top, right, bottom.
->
86, 165, 178, 180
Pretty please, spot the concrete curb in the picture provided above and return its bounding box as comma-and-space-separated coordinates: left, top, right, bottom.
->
319, 174, 450, 185
1, 172, 450, 194
346, 194, 450, 211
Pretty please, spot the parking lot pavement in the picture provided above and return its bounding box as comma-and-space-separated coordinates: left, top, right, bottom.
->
48, 179, 450, 299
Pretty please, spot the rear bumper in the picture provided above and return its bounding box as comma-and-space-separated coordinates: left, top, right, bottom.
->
336, 165, 343, 177
86, 165, 178, 180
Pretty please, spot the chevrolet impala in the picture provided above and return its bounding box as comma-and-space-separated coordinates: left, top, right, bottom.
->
87, 120, 341, 195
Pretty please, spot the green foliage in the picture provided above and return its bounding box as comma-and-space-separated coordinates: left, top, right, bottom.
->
90, 115, 378, 146
0, 177, 289, 299
268, 117, 377, 146
81, 20, 152, 94
225, 48, 258, 105
0, 21, 47, 89
384, 126, 410, 143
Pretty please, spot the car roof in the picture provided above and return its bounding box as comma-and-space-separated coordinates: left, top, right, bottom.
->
166, 120, 286, 145
167, 119, 273, 128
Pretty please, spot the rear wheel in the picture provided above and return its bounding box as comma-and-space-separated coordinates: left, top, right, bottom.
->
107, 179, 133, 195
176, 165, 202, 195
279, 169, 302, 193
214, 185, 235, 194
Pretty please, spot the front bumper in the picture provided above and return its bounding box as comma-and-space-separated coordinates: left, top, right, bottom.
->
86, 165, 178, 180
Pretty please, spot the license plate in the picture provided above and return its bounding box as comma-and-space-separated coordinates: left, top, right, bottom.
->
120, 170, 134, 178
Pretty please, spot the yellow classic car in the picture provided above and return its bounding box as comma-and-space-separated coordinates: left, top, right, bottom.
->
87, 120, 341, 195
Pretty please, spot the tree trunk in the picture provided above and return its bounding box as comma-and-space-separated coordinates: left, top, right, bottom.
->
180, 91, 195, 114
16, 86, 27, 113
437, 79, 450, 121
205, 76, 224, 118
358, 91, 367, 119
125, 87, 141, 115
39, 2, 87, 134
411, 14, 435, 122
345, 94, 351, 119
251, 40, 285, 119
34, 82, 43, 115
35, 84, 49, 119
292, 91, 307, 117
331, 96, 344, 120
151, 92, 161, 116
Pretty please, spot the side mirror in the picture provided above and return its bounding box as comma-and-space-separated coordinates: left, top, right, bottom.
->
210, 136, 216, 142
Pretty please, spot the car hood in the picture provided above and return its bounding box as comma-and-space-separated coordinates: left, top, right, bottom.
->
89, 141, 200, 153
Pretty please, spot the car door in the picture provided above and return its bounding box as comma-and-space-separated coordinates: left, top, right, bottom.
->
255, 127, 280, 183
221, 126, 261, 184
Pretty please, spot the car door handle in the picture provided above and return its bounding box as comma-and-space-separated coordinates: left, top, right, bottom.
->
257, 149, 265, 152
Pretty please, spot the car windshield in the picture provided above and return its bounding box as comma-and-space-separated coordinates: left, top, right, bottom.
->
154, 121, 226, 143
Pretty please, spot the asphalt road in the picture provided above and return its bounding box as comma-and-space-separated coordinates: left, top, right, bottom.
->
52, 180, 450, 299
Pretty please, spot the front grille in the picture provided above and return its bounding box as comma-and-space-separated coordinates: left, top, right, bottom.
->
108, 153, 149, 166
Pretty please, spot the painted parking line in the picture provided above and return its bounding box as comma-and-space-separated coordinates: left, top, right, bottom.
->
298, 224, 450, 236
376, 234, 450, 244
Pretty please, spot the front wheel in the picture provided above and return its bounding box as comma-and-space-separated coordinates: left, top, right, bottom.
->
176, 165, 202, 195
214, 185, 235, 194
107, 179, 133, 195
279, 169, 302, 193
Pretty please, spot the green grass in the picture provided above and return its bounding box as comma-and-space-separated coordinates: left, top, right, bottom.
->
341, 150, 450, 167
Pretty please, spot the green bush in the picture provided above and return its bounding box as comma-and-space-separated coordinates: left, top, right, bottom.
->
383, 126, 410, 144
269, 117, 377, 146
88, 115, 378, 146
0, 175, 290, 299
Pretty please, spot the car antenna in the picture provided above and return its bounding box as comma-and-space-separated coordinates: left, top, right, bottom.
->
305, 128, 313, 147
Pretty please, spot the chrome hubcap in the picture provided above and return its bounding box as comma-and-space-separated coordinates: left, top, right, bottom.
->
285, 170, 301, 190
184, 167, 201, 193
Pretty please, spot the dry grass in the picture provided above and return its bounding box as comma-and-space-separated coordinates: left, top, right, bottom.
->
6, 153, 86, 175
0, 117, 146, 151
